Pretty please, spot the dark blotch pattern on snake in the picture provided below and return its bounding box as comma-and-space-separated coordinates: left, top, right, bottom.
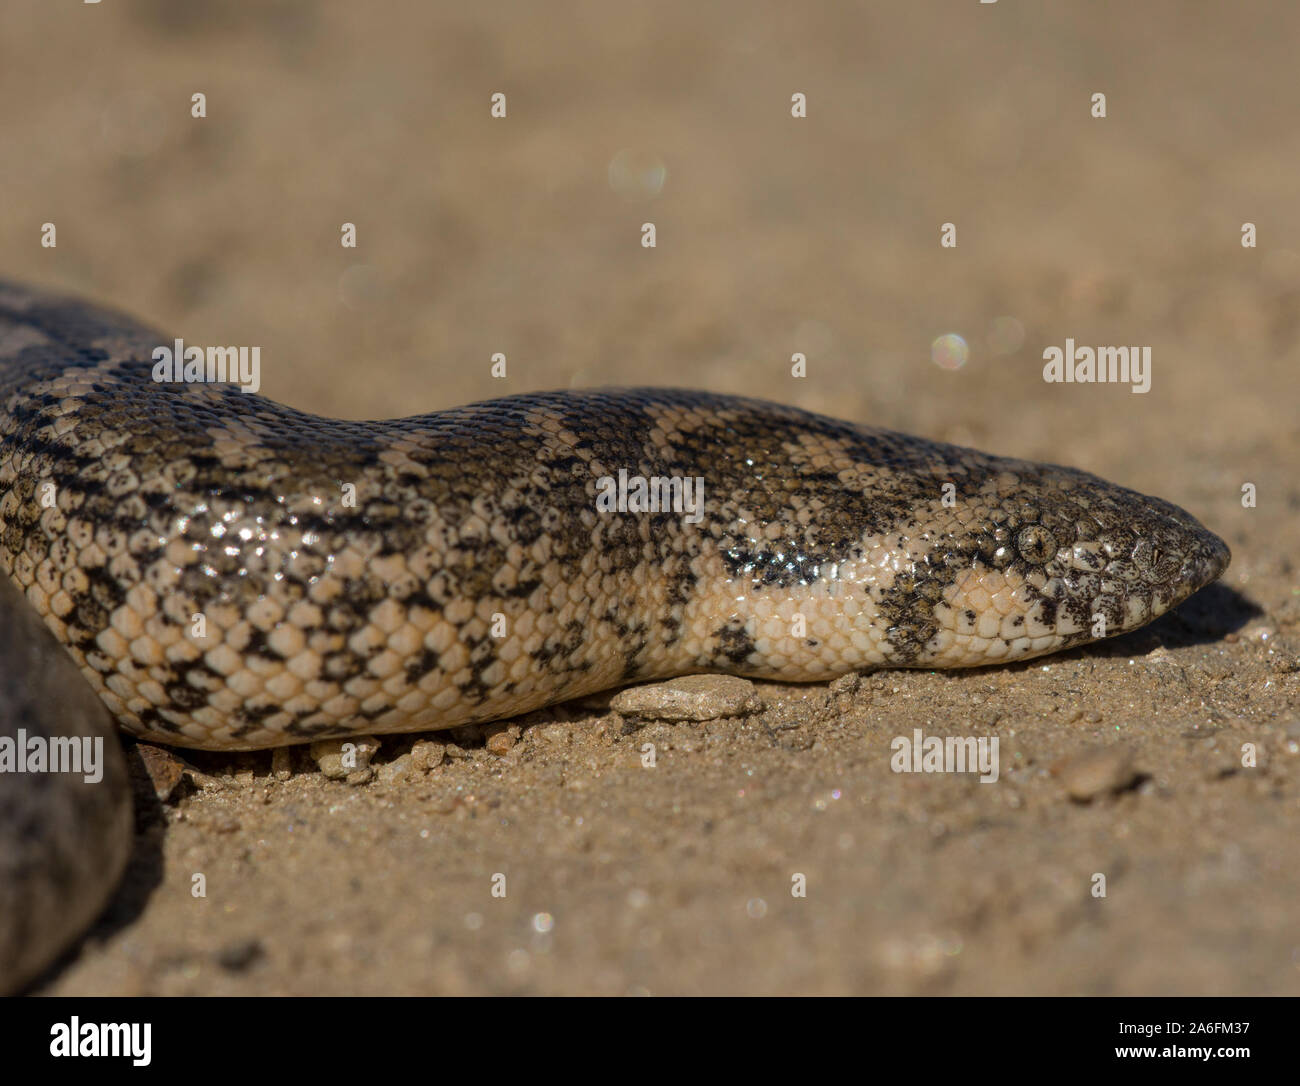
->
0, 280, 1229, 990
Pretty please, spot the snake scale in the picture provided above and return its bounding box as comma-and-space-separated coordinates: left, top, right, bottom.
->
0, 279, 1228, 991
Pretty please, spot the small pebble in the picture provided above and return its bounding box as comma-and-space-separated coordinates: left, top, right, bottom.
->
216, 938, 265, 972
411, 738, 447, 771
441, 738, 476, 760
310, 735, 381, 780
610, 675, 763, 722
1052, 745, 1139, 801
377, 752, 415, 784
484, 722, 520, 756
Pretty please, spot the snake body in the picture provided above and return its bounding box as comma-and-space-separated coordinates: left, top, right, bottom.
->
0, 280, 1228, 990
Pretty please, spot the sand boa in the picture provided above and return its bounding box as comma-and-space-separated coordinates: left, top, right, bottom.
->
0, 279, 1228, 989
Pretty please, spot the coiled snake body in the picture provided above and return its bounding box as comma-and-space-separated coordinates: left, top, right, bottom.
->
0, 280, 1228, 990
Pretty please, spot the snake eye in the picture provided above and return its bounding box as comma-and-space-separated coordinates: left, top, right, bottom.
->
1133, 539, 1183, 583
1016, 524, 1057, 565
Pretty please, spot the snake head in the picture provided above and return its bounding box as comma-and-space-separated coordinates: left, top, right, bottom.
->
913, 460, 1231, 667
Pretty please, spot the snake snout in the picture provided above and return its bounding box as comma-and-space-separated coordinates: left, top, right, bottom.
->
1127, 500, 1231, 622
1177, 525, 1231, 597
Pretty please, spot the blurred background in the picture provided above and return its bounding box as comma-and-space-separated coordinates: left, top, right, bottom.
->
3, 1, 1296, 995
2, 2, 1289, 457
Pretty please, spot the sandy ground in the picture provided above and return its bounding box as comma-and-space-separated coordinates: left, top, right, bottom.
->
2, 1, 1297, 995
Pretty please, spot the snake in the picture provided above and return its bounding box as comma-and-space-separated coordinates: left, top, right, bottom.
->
0, 278, 1229, 991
